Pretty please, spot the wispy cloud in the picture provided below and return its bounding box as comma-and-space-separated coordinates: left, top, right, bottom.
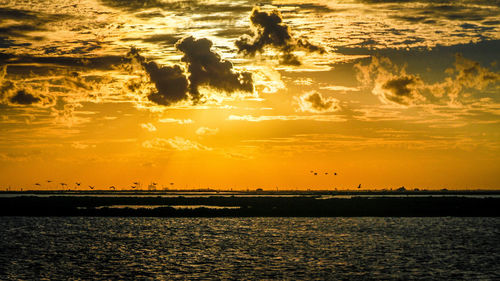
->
142, 137, 211, 151
158, 118, 193, 124
140, 123, 157, 132
196, 127, 219, 136
227, 114, 346, 122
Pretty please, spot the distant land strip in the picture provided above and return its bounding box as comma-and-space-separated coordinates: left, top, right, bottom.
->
1, 195, 499, 217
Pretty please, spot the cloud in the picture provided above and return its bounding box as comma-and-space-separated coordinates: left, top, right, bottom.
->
236, 7, 325, 65
223, 151, 253, 160
176, 36, 254, 102
381, 75, 422, 105
142, 137, 211, 151
50, 103, 90, 127
446, 54, 500, 101
71, 142, 96, 149
320, 85, 360, 92
295, 91, 340, 113
227, 114, 345, 122
0, 67, 55, 107
140, 123, 157, 132
159, 118, 193, 124
196, 127, 219, 136
127, 47, 190, 106
8, 89, 40, 105
354, 54, 499, 106
126, 36, 254, 106
355, 56, 421, 105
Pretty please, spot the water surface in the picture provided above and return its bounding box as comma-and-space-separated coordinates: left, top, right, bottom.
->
0, 217, 498, 280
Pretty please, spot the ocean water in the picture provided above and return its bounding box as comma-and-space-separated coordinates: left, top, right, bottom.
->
0, 217, 498, 280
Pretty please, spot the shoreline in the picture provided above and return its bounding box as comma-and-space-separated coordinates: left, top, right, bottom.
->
1, 196, 499, 217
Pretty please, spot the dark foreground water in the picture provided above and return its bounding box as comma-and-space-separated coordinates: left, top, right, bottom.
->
0, 217, 498, 280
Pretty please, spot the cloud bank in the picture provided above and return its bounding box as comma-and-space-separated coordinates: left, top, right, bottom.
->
355, 54, 500, 106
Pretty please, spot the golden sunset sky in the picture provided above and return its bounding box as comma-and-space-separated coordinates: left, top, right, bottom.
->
0, 0, 499, 190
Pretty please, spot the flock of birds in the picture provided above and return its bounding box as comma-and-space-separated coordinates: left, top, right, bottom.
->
33, 180, 176, 190
310, 170, 338, 176
32, 170, 362, 190
309, 171, 361, 189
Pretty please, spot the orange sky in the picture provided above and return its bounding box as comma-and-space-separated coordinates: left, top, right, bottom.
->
0, 0, 499, 190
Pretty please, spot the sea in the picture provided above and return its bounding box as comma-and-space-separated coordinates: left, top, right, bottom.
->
0, 217, 498, 280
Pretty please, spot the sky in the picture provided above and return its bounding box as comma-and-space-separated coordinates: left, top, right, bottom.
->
0, 0, 499, 190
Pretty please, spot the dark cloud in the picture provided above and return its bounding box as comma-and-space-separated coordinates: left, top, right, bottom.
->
0, 53, 124, 73
122, 34, 181, 46
176, 36, 253, 102
99, 0, 251, 16
0, 79, 54, 108
390, 3, 499, 24
0, 24, 45, 40
9, 90, 40, 105
0, 7, 72, 49
214, 27, 251, 38
382, 75, 420, 105
0, 37, 30, 48
360, 0, 500, 5
0, 7, 36, 21
135, 11, 165, 19
127, 48, 189, 106
296, 91, 340, 113
127, 37, 254, 105
235, 7, 325, 65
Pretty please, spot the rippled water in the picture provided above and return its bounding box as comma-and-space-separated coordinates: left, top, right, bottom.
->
0, 217, 498, 280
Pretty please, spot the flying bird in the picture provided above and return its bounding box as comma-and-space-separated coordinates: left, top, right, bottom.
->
334, 172, 337, 176
76, 182, 81, 186
357, 184, 361, 189
109, 185, 116, 190
314, 172, 317, 175
325, 172, 328, 175
89, 185, 95, 189
35, 183, 41, 186
47, 180, 52, 183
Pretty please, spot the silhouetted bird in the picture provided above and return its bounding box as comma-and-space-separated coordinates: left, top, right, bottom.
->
334, 172, 337, 176
35, 183, 41, 186
133, 182, 139, 185
89, 185, 95, 189
357, 184, 361, 189
47, 180, 52, 183
325, 172, 328, 175
314, 173, 318, 175
109, 185, 115, 190
76, 182, 81, 187
130, 185, 136, 189
170, 183, 174, 185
